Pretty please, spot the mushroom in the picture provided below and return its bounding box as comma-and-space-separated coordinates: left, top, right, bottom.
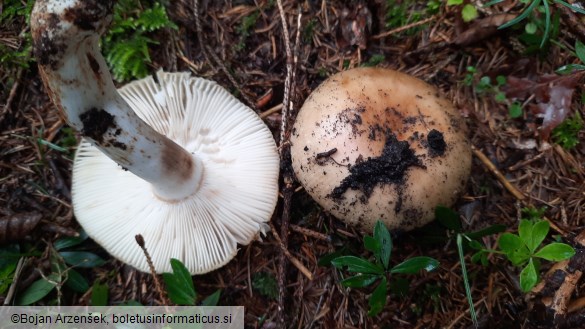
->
31, 0, 279, 274
291, 67, 471, 232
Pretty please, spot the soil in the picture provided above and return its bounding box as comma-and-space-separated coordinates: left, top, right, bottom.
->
1, 1, 584, 328
330, 132, 424, 214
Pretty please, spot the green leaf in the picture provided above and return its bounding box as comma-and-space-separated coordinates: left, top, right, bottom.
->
494, 91, 507, 103
518, 220, 533, 246
331, 256, 384, 275
508, 102, 523, 118
64, 269, 89, 293
528, 220, 549, 253
468, 239, 484, 250
484, 0, 505, 6
499, 0, 542, 30
363, 236, 380, 253
498, 233, 524, 252
162, 258, 197, 305
341, 274, 381, 288
16, 274, 59, 305
534, 243, 576, 261
457, 234, 478, 327
461, 4, 478, 22
554, 0, 585, 14
471, 250, 489, 266
368, 277, 387, 317
391, 256, 439, 274
447, 0, 463, 5
435, 206, 462, 231
373, 221, 392, 270
59, 251, 106, 268
507, 248, 531, 266
318, 248, 348, 267
576, 40, 585, 63
53, 231, 88, 250
556, 64, 585, 74
0, 245, 22, 268
201, 290, 221, 306
525, 22, 537, 34
520, 258, 538, 292
540, 0, 551, 48
91, 281, 108, 306
466, 224, 506, 240
0, 262, 17, 295
252, 272, 278, 299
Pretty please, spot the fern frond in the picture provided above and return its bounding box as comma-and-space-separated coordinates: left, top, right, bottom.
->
136, 3, 177, 32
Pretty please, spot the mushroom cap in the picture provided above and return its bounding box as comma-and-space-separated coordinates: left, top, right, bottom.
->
290, 67, 471, 232
72, 71, 279, 274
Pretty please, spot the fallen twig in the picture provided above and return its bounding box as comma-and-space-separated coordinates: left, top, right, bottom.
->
472, 145, 526, 201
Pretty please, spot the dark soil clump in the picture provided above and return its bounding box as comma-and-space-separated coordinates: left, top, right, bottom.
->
80, 107, 116, 144
330, 132, 424, 212
427, 129, 446, 156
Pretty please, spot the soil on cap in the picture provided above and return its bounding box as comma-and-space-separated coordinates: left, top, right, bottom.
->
330, 132, 424, 213
427, 129, 446, 156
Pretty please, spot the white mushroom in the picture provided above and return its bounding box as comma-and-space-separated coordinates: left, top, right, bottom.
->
31, 0, 279, 274
291, 67, 471, 232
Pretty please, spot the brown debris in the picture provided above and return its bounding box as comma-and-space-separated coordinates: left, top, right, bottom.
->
0, 212, 42, 244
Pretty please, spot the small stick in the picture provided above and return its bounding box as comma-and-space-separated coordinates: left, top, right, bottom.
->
270, 222, 313, 281
551, 269, 582, 316
290, 224, 330, 241
3, 257, 25, 305
135, 234, 169, 305
259, 104, 283, 119
472, 146, 526, 201
372, 16, 437, 39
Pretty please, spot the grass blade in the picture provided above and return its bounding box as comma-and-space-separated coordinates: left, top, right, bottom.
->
457, 234, 478, 328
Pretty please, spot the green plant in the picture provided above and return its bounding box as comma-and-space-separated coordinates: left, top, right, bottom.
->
0, 0, 35, 69
302, 19, 316, 43
463, 67, 523, 118
552, 112, 583, 149
557, 40, 585, 74
447, 0, 478, 22
488, 0, 585, 48
331, 221, 439, 316
235, 10, 260, 51
103, 0, 177, 82
252, 272, 278, 299
433, 206, 506, 327
498, 214, 575, 292
15, 231, 108, 305
385, 0, 433, 35
361, 54, 385, 67
162, 258, 220, 306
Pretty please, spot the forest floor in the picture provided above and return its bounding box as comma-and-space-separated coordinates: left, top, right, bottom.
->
1, 0, 585, 328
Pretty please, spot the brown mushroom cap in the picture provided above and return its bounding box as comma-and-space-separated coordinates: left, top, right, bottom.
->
290, 67, 471, 232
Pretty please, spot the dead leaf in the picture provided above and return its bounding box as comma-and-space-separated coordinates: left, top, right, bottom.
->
453, 13, 517, 46
338, 2, 372, 49
505, 72, 585, 139
0, 212, 42, 245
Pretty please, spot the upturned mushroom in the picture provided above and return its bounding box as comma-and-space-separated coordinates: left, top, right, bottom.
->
31, 0, 279, 274
291, 67, 471, 232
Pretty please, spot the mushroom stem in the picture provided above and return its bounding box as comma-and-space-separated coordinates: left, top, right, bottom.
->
31, 0, 201, 201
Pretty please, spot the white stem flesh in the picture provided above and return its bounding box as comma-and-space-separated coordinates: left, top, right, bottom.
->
31, 0, 201, 201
